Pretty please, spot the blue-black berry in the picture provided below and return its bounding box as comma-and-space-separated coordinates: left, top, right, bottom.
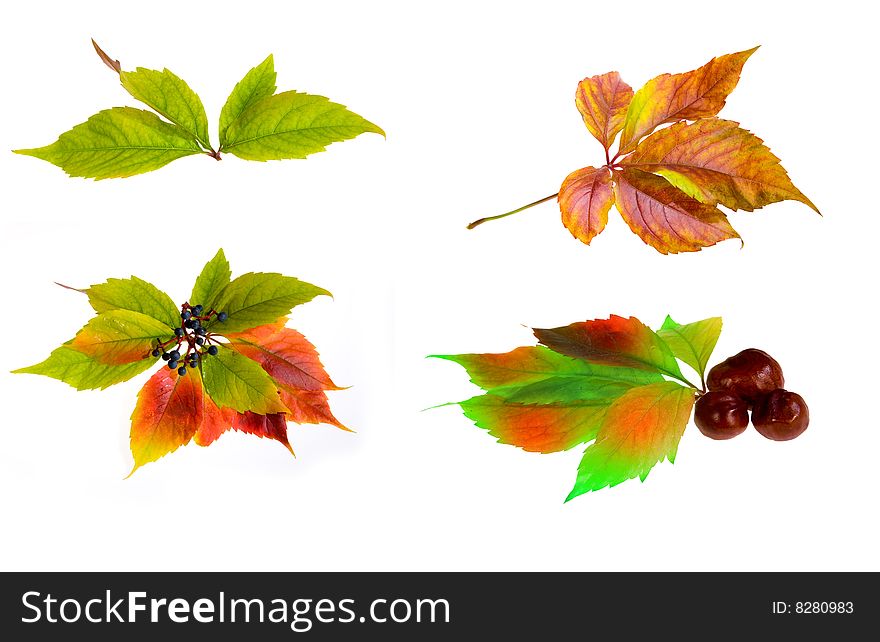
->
151, 348, 161, 357
168, 360, 179, 369
208, 345, 219, 355
178, 366, 187, 376
174, 327, 185, 337
193, 305, 204, 315
196, 326, 207, 335
217, 312, 228, 322
169, 350, 180, 361
195, 337, 205, 345
181, 310, 192, 320
161, 352, 171, 361
190, 319, 201, 329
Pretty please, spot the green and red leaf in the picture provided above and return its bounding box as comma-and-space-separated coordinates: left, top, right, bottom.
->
70, 310, 171, 365
533, 315, 686, 381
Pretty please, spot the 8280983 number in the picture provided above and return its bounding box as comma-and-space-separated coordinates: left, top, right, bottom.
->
796, 602, 854, 614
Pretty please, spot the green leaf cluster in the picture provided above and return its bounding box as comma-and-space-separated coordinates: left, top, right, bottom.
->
15, 44, 383, 179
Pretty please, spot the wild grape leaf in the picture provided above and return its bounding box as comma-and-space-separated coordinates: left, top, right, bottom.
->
129, 366, 203, 473
201, 346, 288, 414
575, 72, 633, 151
221, 91, 385, 161
622, 118, 819, 213
16, 42, 382, 178
189, 248, 232, 312
657, 315, 722, 382
617, 47, 758, 154
439, 314, 721, 498
79, 276, 180, 328
209, 272, 330, 334
13, 344, 155, 390
533, 315, 687, 382
119, 67, 211, 149
612, 167, 741, 254
558, 166, 614, 244
14, 107, 202, 179
15, 248, 347, 473
566, 382, 695, 500
219, 55, 277, 148
70, 310, 171, 365
471, 47, 816, 254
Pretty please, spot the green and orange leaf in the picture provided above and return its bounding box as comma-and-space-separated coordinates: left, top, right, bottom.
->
130, 366, 204, 473
617, 47, 758, 154
70, 309, 171, 365
566, 382, 695, 499
439, 314, 722, 499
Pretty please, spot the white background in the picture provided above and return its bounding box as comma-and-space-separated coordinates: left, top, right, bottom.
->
0, 0, 877, 571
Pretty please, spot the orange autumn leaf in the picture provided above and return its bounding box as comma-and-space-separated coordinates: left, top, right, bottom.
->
617, 47, 758, 155
622, 118, 818, 213
471, 47, 817, 254
278, 387, 349, 431
558, 166, 614, 245
129, 366, 203, 472
575, 71, 633, 151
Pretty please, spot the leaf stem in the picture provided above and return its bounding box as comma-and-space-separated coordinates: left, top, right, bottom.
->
91, 39, 121, 74
467, 193, 558, 230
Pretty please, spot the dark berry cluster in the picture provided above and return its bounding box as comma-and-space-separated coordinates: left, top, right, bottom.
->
151, 303, 228, 376
695, 349, 809, 442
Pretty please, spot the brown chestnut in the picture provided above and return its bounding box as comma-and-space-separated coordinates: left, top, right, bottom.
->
707, 349, 784, 405
694, 391, 749, 440
752, 389, 809, 441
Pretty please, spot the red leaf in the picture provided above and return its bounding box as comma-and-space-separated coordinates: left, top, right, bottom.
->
612, 167, 740, 254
